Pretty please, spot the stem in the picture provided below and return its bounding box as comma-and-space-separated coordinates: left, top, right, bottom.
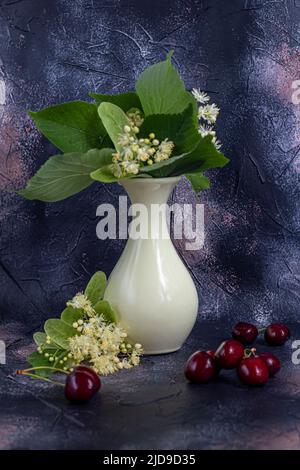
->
258, 327, 266, 333
17, 371, 65, 387
17, 366, 69, 375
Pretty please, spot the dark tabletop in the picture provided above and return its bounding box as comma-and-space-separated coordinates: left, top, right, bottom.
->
1, 320, 299, 450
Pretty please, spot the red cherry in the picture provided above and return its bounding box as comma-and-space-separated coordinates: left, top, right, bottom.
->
215, 340, 244, 369
206, 350, 221, 377
65, 366, 101, 403
184, 351, 216, 383
74, 365, 101, 389
206, 350, 216, 358
259, 353, 281, 376
232, 322, 258, 345
237, 357, 269, 386
264, 323, 290, 346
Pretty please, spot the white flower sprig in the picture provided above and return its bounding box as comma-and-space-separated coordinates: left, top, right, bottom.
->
192, 88, 222, 150
67, 292, 143, 375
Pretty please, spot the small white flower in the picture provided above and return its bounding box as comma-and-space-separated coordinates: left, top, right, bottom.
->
192, 88, 210, 104
198, 104, 220, 124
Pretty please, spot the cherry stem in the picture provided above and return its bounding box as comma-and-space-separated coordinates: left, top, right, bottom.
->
17, 366, 69, 375
244, 347, 256, 359
16, 370, 65, 387
258, 327, 266, 333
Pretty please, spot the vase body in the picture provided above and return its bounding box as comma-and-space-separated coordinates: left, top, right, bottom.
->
104, 177, 198, 354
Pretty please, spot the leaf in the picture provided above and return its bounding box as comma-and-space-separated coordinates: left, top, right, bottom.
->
61, 306, 84, 326
29, 101, 107, 153
18, 148, 113, 202
140, 105, 199, 154
94, 300, 118, 323
185, 172, 211, 192
33, 332, 47, 347
84, 271, 107, 305
89, 92, 142, 112
27, 351, 58, 377
140, 136, 229, 178
136, 52, 193, 116
90, 165, 119, 183
98, 102, 131, 153
33, 332, 57, 350
44, 319, 78, 350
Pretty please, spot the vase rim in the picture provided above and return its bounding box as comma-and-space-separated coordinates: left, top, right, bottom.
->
119, 176, 181, 186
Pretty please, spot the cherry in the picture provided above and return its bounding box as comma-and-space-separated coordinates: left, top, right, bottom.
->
206, 350, 216, 358
232, 322, 258, 345
65, 366, 101, 403
75, 365, 101, 388
215, 340, 244, 369
264, 323, 290, 346
184, 351, 216, 383
259, 352, 281, 376
237, 356, 269, 386
206, 350, 221, 377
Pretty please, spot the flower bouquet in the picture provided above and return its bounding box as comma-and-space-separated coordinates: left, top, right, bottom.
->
19, 51, 228, 202
19, 52, 230, 354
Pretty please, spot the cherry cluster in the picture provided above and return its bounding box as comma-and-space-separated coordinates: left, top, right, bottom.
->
185, 322, 290, 386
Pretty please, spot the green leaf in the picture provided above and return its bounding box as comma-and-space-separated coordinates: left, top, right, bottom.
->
44, 319, 78, 350
84, 271, 107, 305
140, 136, 229, 178
61, 306, 84, 326
90, 165, 119, 183
33, 332, 57, 350
89, 92, 142, 112
140, 105, 199, 155
98, 102, 131, 153
185, 172, 211, 192
94, 300, 118, 323
29, 101, 107, 153
33, 332, 47, 347
18, 148, 113, 202
27, 351, 57, 377
136, 52, 193, 116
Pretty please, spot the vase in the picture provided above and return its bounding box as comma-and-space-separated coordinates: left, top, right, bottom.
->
104, 176, 199, 354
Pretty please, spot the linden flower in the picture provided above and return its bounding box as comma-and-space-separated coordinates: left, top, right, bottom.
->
192, 88, 210, 104
69, 315, 143, 376
67, 293, 95, 317
111, 115, 175, 178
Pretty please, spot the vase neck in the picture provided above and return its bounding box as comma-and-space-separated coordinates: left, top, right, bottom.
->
120, 177, 181, 240
120, 177, 180, 206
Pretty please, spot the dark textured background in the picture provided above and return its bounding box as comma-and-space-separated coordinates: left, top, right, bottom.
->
1, 0, 300, 332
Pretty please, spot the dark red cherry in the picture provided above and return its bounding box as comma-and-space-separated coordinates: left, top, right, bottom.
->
264, 323, 290, 346
237, 357, 269, 386
184, 351, 216, 383
206, 350, 221, 377
232, 322, 258, 345
75, 365, 101, 389
206, 350, 216, 358
259, 352, 281, 376
65, 366, 101, 403
215, 340, 244, 369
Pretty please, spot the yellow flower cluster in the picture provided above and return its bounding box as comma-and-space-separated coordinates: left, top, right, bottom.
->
69, 315, 143, 375
111, 111, 174, 178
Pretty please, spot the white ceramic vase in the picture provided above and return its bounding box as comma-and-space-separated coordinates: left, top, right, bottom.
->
104, 176, 199, 354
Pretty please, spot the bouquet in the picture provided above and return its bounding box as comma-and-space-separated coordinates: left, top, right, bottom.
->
19, 51, 229, 202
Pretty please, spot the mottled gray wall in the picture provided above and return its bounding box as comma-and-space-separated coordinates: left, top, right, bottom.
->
0, 0, 299, 331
